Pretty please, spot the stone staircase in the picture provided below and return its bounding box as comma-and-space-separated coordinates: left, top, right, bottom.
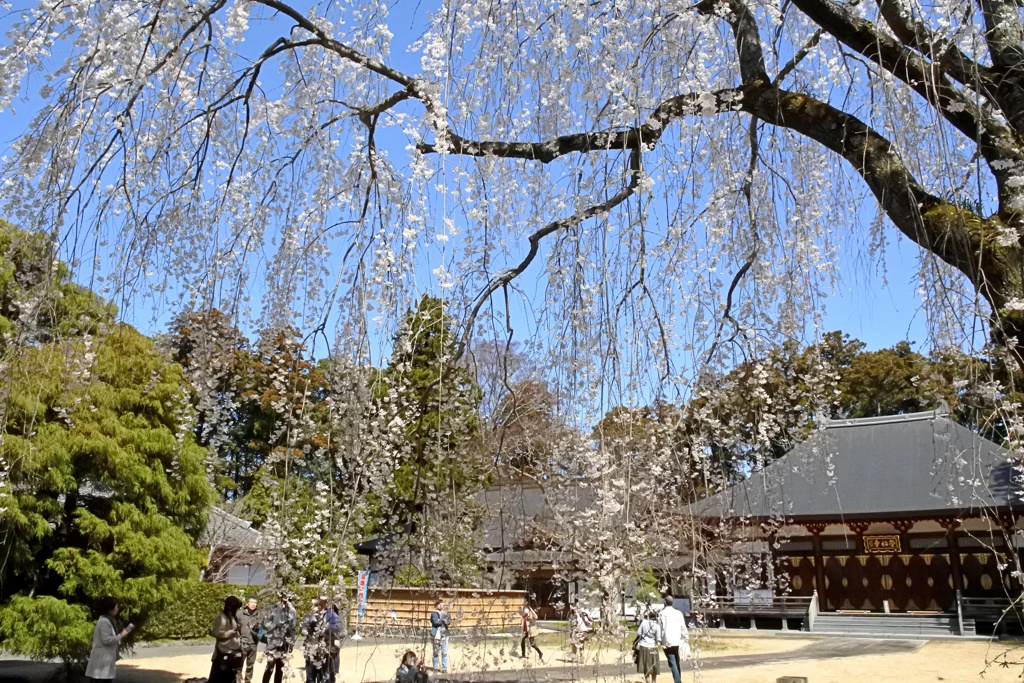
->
810, 612, 975, 637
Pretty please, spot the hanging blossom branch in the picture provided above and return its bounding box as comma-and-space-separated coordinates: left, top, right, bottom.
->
408, 0, 1024, 365
453, 147, 645, 360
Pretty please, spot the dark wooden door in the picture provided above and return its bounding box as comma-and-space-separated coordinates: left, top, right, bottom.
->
776, 555, 816, 596
960, 551, 1006, 599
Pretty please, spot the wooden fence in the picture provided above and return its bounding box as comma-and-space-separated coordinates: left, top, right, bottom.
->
348, 587, 527, 633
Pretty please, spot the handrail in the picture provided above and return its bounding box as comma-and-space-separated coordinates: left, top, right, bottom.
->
696, 595, 813, 614
808, 590, 818, 632
955, 590, 964, 636
959, 596, 1014, 606
700, 596, 813, 606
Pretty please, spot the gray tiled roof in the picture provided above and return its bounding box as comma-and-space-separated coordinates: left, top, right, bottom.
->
479, 485, 548, 549
691, 410, 1023, 521
199, 506, 265, 548
479, 482, 598, 550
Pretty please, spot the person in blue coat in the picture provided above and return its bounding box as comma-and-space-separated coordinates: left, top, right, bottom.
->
325, 602, 344, 683
429, 598, 451, 673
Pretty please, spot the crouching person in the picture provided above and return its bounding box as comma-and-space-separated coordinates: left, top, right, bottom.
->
396, 651, 429, 683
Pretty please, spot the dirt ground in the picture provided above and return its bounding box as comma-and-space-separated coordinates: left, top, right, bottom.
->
672, 639, 1023, 683
111, 632, 816, 682
5, 632, 1024, 683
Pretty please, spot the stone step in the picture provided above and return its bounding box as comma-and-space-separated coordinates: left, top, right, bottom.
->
811, 613, 975, 637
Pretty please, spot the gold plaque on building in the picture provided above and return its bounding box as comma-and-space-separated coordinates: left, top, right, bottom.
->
864, 535, 901, 554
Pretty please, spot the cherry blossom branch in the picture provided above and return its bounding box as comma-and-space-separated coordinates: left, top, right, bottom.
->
417, 89, 746, 162
254, 0, 416, 88
874, 0, 987, 90
774, 29, 823, 84
977, 0, 1024, 72
453, 148, 645, 360
790, 0, 1024, 201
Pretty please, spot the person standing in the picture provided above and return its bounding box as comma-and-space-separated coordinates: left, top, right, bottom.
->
262, 593, 297, 683
429, 598, 451, 673
568, 605, 593, 660
519, 599, 543, 661
301, 598, 334, 683
238, 597, 261, 683
85, 597, 131, 682
634, 608, 662, 683
657, 595, 688, 683
325, 601, 344, 683
209, 595, 244, 683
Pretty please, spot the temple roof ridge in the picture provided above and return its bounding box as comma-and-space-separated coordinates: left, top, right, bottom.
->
823, 408, 947, 429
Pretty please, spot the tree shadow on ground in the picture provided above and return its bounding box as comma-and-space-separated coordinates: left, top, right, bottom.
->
119, 668, 198, 683
0, 661, 200, 683
0, 661, 62, 683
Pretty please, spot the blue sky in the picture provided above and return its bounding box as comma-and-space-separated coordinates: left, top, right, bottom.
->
0, 0, 939, 364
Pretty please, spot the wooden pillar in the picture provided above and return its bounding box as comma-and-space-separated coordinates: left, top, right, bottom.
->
997, 512, 1020, 600
847, 521, 872, 610
939, 518, 962, 596
804, 523, 827, 608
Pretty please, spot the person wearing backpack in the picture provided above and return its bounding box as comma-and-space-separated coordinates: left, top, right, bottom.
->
237, 597, 261, 683
301, 598, 334, 683
261, 593, 297, 683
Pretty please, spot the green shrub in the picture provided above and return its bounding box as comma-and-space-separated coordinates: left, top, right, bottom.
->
140, 582, 349, 640
141, 583, 264, 640
0, 595, 93, 661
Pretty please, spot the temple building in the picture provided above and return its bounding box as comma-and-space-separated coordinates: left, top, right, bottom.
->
692, 410, 1024, 634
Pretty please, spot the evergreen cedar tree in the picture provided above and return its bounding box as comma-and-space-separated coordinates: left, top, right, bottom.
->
0, 224, 211, 662
371, 296, 486, 549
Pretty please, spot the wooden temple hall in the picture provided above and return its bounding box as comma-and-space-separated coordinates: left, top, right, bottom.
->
693, 410, 1024, 636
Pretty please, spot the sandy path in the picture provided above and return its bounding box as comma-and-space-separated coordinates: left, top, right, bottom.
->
645, 640, 1023, 683
102, 634, 1024, 683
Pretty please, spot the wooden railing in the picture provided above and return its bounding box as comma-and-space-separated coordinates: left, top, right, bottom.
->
694, 595, 814, 618
958, 595, 1018, 621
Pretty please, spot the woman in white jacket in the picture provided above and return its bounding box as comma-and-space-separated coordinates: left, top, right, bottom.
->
85, 598, 131, 682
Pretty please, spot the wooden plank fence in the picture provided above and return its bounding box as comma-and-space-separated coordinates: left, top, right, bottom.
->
348, 587, 527, 634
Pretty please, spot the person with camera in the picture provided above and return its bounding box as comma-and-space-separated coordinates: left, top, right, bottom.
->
85, 597, 133, 682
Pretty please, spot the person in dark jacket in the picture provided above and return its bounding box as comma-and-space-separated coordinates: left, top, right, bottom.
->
262, 593, 297, 683
396, 651, 428, 683
209, 595, 244, 683
325, 602, 344, 683
238, 597, 261, 683
300, 598, 334, 683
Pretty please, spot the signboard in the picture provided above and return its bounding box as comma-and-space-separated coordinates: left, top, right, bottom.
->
356, 570, 370, 617
863, 534, 901, 554
733, 589, 773, 606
